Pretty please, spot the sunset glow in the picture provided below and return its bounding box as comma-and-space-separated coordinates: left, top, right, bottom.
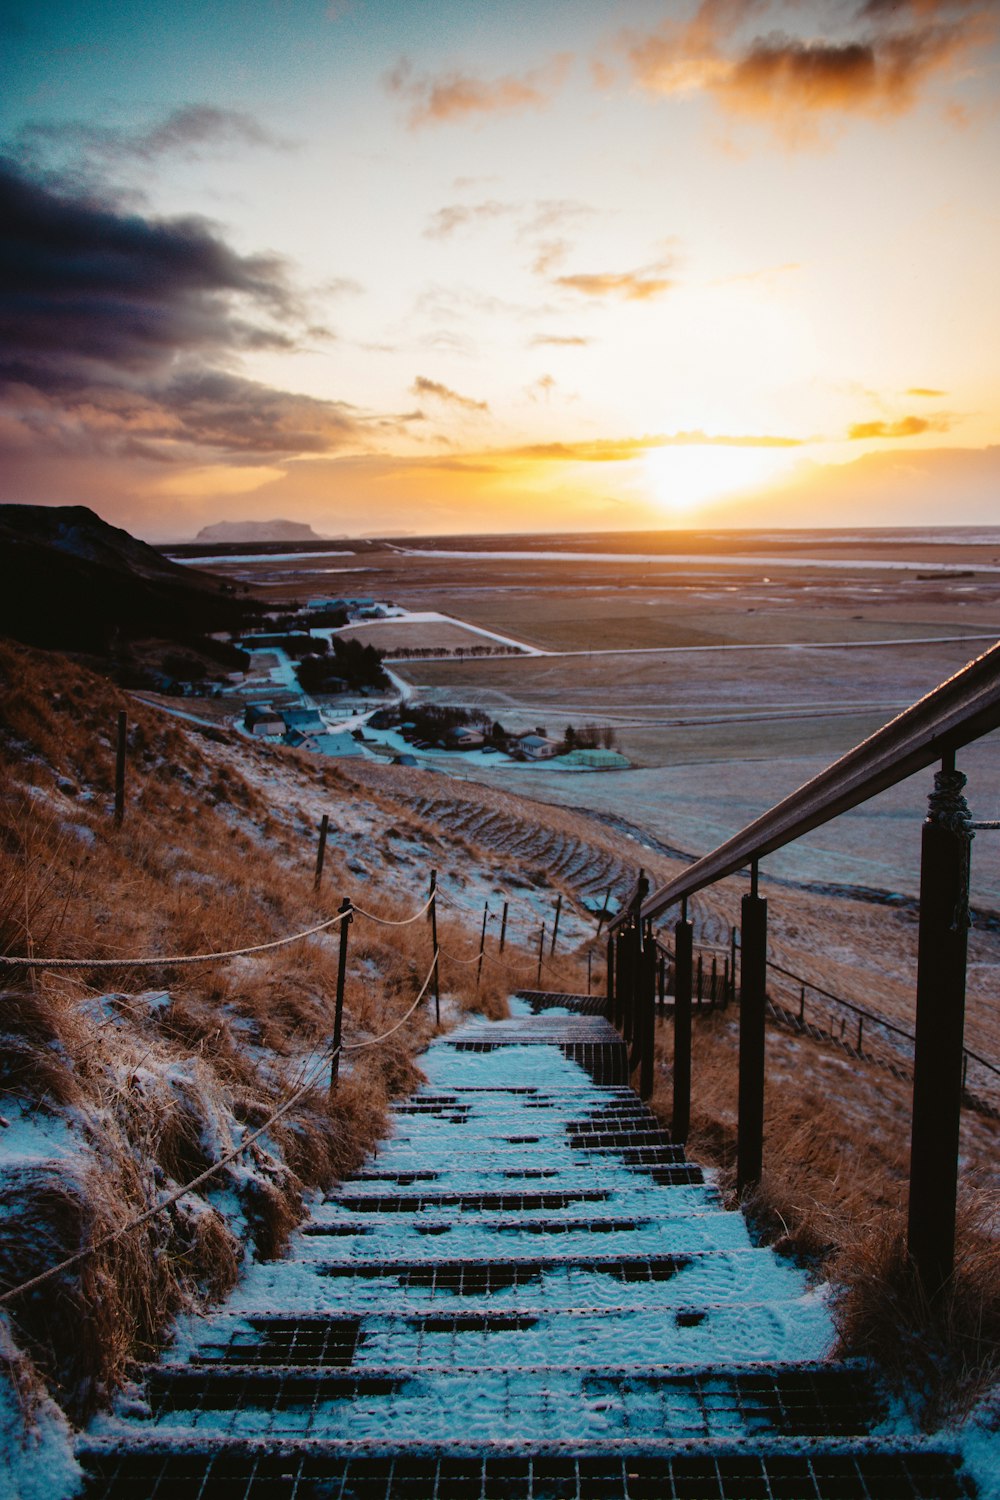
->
1, 1, 998, 539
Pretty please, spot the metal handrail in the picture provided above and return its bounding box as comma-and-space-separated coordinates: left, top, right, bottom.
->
611, 638, 1000, 929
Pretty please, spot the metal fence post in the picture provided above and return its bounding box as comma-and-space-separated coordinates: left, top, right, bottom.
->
314, 813, 330, 891
673, 904, 693, 1143
476, 902, 489, 992
429, 870, 440, 1025
329, 898, 353, 1094
737, 861, 768, 1196
908, 756, 974, 1293
550, 893, 562, 955
114, 711, 127, 826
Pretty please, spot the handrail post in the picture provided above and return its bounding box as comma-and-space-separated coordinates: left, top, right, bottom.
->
673, 901, 693, 1143
329, 897, 353, 1094
907, 756, 974, 1293
737, 860, 768, 1196
587, 948, 592, 995
429, 870, 440, 1025
606, 934, 615, 1024
639, 919, 655, 1100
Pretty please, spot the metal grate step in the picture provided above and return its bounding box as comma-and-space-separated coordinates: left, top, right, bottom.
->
324, 1190, 610, 1213
79, 1443, 977, 1498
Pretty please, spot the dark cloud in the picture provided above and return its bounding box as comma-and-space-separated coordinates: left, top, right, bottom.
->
19, 105, 289, 169
411, 375, 489, 412
386, 54, 572, 128
0, 157, 360, 462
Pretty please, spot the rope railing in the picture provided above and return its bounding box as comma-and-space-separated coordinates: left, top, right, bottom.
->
0, 950, 439, 1310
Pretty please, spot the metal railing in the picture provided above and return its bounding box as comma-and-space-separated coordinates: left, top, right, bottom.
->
603, 639, 1000, 1294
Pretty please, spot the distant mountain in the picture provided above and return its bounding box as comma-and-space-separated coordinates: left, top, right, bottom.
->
0, 504, 261, 672
196, 518, 324, 543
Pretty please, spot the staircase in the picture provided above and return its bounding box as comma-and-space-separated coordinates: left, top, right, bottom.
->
78, 1004, 977, 1498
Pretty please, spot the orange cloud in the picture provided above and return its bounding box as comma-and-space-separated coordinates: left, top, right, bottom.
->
495, 430, 803, 463
623, 0, 994, 141
907, 386, 947, 396
411, 376, 489, 413
386, 54, 571, 128
530, 334, 592, 347
848, 414, 951, 438
554, 264, 674, 301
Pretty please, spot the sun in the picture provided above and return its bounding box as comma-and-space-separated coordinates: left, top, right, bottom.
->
641, 444, 798, 514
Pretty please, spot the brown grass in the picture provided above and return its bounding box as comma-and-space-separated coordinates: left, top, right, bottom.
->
648, 1007, 1000, 1423
0, 637, 546, 1424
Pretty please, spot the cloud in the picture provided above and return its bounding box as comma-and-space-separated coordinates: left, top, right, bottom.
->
386, 53, 572, 128
554, 262, 675, 301
411, 375, 489, 412
0, 157, 361, 462
623, 0, 994, 142
907, 385, 947, 396
502, 430, 803, 462
531, 239, 572, 275
530, 334, 592, 347
848, 414, 951, 438
19, 105, 289, 169
423, 200, 513, 239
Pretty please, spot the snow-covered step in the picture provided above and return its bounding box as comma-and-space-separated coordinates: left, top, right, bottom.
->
78, 1007, 979, 1499
107, 1361, 887, 1445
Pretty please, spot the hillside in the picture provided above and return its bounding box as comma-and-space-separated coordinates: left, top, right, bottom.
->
0, 504, 262, 676
1, 635, 997, 1487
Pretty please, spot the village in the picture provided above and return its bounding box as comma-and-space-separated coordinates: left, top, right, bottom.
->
231, 593, 630, 772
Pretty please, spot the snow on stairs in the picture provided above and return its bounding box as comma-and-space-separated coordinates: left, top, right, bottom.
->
78, 1008, 976, 1498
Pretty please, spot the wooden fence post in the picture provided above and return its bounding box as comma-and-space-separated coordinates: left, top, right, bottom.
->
314, 813, 330, 891
587, 949, 592, 995
673, 904, 693, 1144
429, 870, 440, 1025
114, 711, 127, 826
537, 925, 545, 987
908, 756, 974, 1293
550, 893, 562, 955
329, 898, 353, 1094
596, 883, 614, 936
499, 900, 508, 954
737, 861, 768, 1196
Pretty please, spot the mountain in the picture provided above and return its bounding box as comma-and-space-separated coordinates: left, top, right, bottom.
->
195, 518, 324, 543
0, 503, 260, 670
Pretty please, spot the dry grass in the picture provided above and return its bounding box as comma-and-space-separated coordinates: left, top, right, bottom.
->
833, 1192, 1000, 1429
0, 637, 543, 1424
649, 1007, 1000, 1424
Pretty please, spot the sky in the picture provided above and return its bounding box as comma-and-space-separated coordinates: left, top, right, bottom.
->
2, 0, 999, 541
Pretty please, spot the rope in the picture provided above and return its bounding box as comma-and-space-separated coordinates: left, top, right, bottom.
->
0, 890, 437, 970
0, 911, 351, 971
438, 943, 486, 967
0, 951, 439, 1309
350, 893, 435, 927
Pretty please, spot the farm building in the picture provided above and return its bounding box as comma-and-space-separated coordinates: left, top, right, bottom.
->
447, 726, 486, 750
519, 734, 559, 760
244, 704, 284, 737
282, 707, 326, 735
